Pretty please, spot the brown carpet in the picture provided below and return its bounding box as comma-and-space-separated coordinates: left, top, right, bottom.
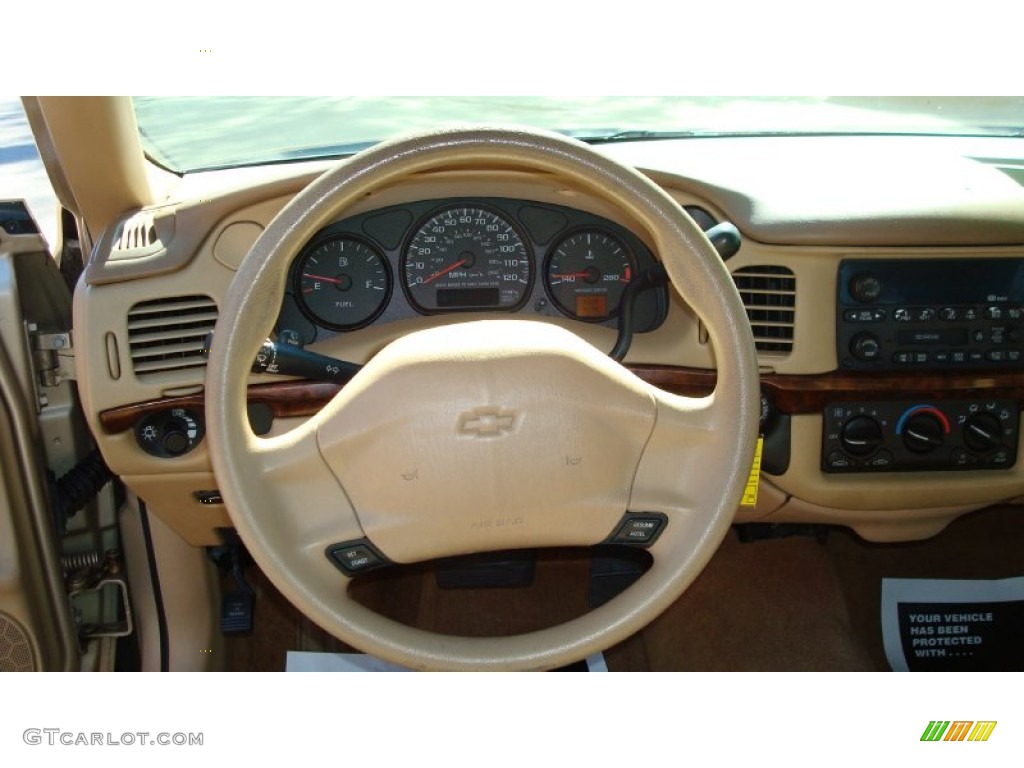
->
823, 504, 1024, 671
224, 532, 878, 670
639, 532, 874, 670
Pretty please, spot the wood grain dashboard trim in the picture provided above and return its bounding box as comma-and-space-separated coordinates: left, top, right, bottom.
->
98, 366, 1024, 435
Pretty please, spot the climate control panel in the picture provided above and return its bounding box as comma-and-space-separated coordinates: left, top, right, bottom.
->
822, 400, 1019, 473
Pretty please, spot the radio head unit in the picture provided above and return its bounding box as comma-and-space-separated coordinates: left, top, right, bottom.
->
836, 258, 1024, 371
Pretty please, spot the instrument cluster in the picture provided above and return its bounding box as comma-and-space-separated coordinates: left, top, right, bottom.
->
274, 197, 667, 344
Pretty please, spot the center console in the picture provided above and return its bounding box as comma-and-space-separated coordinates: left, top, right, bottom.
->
825, 258, 1024, 474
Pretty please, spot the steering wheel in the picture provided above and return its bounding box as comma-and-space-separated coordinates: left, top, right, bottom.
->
205, 127, 759, 671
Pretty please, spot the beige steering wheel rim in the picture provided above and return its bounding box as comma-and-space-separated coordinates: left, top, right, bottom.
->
206, 126, 759, 670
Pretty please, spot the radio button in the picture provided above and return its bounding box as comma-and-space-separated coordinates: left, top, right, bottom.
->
892, 351, 913, 364
987, 350, 1006, 362
964, 307, 979, 321
918, 307, 937, 321
1008, 350, 1021, 362
940, 307, 958, 321
933, 351, 950, 363
844, 308, 886, 323
850, 273, 883, 303
985, 306, 1004, 320
850, 332, 882, 362
893, 308, 913, 322
1008, 307, 1022, 320
969, 351, 984, 362
950, 351, 968, 363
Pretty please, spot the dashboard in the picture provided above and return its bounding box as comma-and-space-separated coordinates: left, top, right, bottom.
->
70, 134, 1024, 549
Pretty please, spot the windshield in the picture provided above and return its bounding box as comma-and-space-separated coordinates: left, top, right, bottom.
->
134, 96, 1024, 174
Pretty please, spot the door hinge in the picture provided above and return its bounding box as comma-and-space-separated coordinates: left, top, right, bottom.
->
29, 325, 75, 388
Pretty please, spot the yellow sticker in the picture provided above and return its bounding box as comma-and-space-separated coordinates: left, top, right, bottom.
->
740, 436, 764, 507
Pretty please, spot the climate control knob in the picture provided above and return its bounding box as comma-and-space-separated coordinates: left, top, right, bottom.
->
963, 412, 1004, 453
840, 416, 884, 456
849, 332, 881, 362
902, 412, 946, 453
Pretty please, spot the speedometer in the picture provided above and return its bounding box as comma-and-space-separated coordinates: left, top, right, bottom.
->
402, 205, 532, 312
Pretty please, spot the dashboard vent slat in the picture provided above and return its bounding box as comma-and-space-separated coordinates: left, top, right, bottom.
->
126, 295, 217, 380
732, 266, 795, 354
115, 211, 158, 251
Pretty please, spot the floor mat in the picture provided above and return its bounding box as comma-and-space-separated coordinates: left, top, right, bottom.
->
824, 504, 1024, 671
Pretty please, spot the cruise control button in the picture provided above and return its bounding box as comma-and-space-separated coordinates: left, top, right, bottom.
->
611, 515, 667, 546
327, 541, 386, 574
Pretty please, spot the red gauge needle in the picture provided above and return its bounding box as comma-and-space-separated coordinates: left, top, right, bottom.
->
303, 272, 345, 285
423, 258, 468, 285
551, 272, 592, 280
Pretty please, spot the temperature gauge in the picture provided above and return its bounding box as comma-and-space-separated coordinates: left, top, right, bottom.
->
545, 229, 635, 321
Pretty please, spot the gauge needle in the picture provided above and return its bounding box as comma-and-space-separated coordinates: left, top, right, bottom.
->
423, 258, 468, 285
303, 272, 345, 285
551, 272, 592, 280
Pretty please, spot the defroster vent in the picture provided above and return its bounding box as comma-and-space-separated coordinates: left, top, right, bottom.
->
732, 266, 795, 354
127, 295, 217, 379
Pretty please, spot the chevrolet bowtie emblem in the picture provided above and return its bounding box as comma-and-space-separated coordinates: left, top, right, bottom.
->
458, 407, 517, 437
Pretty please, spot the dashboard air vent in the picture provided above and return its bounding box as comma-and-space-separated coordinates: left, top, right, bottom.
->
732, 266, 795, 354
127, 295, 217, 379
115, 212, 157, 251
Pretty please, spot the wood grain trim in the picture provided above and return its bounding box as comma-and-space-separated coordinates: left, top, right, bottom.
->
98, 366, 1024, 434
98, 380, 346, 434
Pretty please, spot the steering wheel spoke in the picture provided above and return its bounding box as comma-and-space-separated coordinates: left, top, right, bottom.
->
239, 417, 365, 567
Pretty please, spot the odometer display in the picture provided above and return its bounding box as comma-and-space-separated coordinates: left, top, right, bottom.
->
403, 206, 532, 312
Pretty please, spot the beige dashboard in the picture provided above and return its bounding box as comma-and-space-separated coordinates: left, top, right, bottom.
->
71, 140, 1024, 547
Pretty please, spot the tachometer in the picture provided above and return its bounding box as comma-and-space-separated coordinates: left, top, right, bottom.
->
294, 235, 391, 330
402, 206, 532, 312
545, 229, 635, 321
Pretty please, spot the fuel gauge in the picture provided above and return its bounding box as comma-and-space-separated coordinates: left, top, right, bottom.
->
294, 235, 391, 330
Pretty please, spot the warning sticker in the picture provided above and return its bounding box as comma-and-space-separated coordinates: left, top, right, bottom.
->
740, 437, 763, 507
881, 576, 1024, 671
